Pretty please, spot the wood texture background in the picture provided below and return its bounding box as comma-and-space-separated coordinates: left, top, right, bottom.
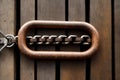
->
0, 0, 119, 80
0, 0, 15, 80
90, 0, 112, 80
20, 0, 35, 80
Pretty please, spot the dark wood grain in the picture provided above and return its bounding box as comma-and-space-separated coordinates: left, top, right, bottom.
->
20, 0, 35, 80
0, 0, 117, 80
37, 0, 65, 80
60, 0, 86, 80
0, 0, 15, 80
90, 0, 112, 80
115, 0, 120, 79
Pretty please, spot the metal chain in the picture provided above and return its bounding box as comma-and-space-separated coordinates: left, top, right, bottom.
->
0, 31, 91, 51
26, 34, 91, 45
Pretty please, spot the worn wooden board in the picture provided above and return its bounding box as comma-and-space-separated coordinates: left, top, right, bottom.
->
20, 0, 35, 80
0, 0, 15, 80
60, 0, 86, 80
115, 0, 120, 80
90, 0, 112, 80
0, 0, 118, 80
37, 0, 65, 80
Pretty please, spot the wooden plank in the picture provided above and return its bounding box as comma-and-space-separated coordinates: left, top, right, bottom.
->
115, 0, 120, 79
60, 0, 86, 80
90, 0, 112, 80
37, 0, 65, 80
69, 0, 85, 21
0, 0, 15, 80
20, 0, 35, 80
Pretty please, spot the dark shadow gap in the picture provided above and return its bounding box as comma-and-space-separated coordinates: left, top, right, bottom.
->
55, 44, 60, 80
34, 0, 38, 80
35, 0, 38, 20
15, 0, 20, 80
111, 0, 115, 80
55, 61, 60, 80
85, 0, 91, 80
34, 60, 37, 80
85, 0, 90, 23
65, 0, 68, 35
86, 59, 91, 80
65, 0, 68, 21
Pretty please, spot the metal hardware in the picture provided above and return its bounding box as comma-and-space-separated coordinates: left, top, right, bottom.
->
29, 35, 91, 45
46, 35, 57, 44
0, 32, 17, 51
0, 33, 91, 51
18, 20, 99, 59
0, 31, 8, 51
5, 34, 15, 47
55, 35, 67, 44
66, 35, 77, 44
0, 21, 99, 59
80, 35, 91, 45
31, 35, 41, 45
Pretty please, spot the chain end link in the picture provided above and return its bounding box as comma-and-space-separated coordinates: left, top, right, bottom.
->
0, 31, 17, 52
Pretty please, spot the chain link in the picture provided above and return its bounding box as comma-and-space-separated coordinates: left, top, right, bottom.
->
0, 30, 91, 51
0, 33, 91, 51
1, 34, 91, 46
26, 34, 91, 45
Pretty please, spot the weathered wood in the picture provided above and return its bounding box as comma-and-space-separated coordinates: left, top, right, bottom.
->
69, 0, 85, 21
60, 0, 86, 80
0, 0, 15, 80
20, 0, 35, 80
90, 0, 112, 80
37, 0, 65, 80
115, 0, 120, 80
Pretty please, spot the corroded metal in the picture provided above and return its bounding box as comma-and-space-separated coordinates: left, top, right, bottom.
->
18, 20, 99, 59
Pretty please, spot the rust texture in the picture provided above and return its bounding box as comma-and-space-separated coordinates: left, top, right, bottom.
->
18, 20, 99, 59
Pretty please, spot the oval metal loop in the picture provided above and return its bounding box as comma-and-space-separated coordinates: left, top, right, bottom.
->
18, 20, 99, 59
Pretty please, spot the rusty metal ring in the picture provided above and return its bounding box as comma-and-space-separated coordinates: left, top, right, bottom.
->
18, 20, 99, 59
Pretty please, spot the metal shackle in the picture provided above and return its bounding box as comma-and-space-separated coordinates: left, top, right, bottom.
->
18, 20, 99, 59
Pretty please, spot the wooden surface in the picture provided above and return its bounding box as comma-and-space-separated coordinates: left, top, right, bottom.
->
0, 0, 119, 80
115, 0, 120, 80
0, 0, 15, 80
37, 0, 65, 80
20, 0, 35, 80
60, 0, 86, 80
90, 0, 112, 80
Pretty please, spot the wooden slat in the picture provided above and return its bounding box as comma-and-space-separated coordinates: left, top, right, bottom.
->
90, 0, 112, 80
115, 0, 120, 79
0, 0, 15, 80
61, 0, 86, 79
60, 0, 86, 80
69, 0, 85, 21
37, 0, 65, 80
20, 0, 35, 80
